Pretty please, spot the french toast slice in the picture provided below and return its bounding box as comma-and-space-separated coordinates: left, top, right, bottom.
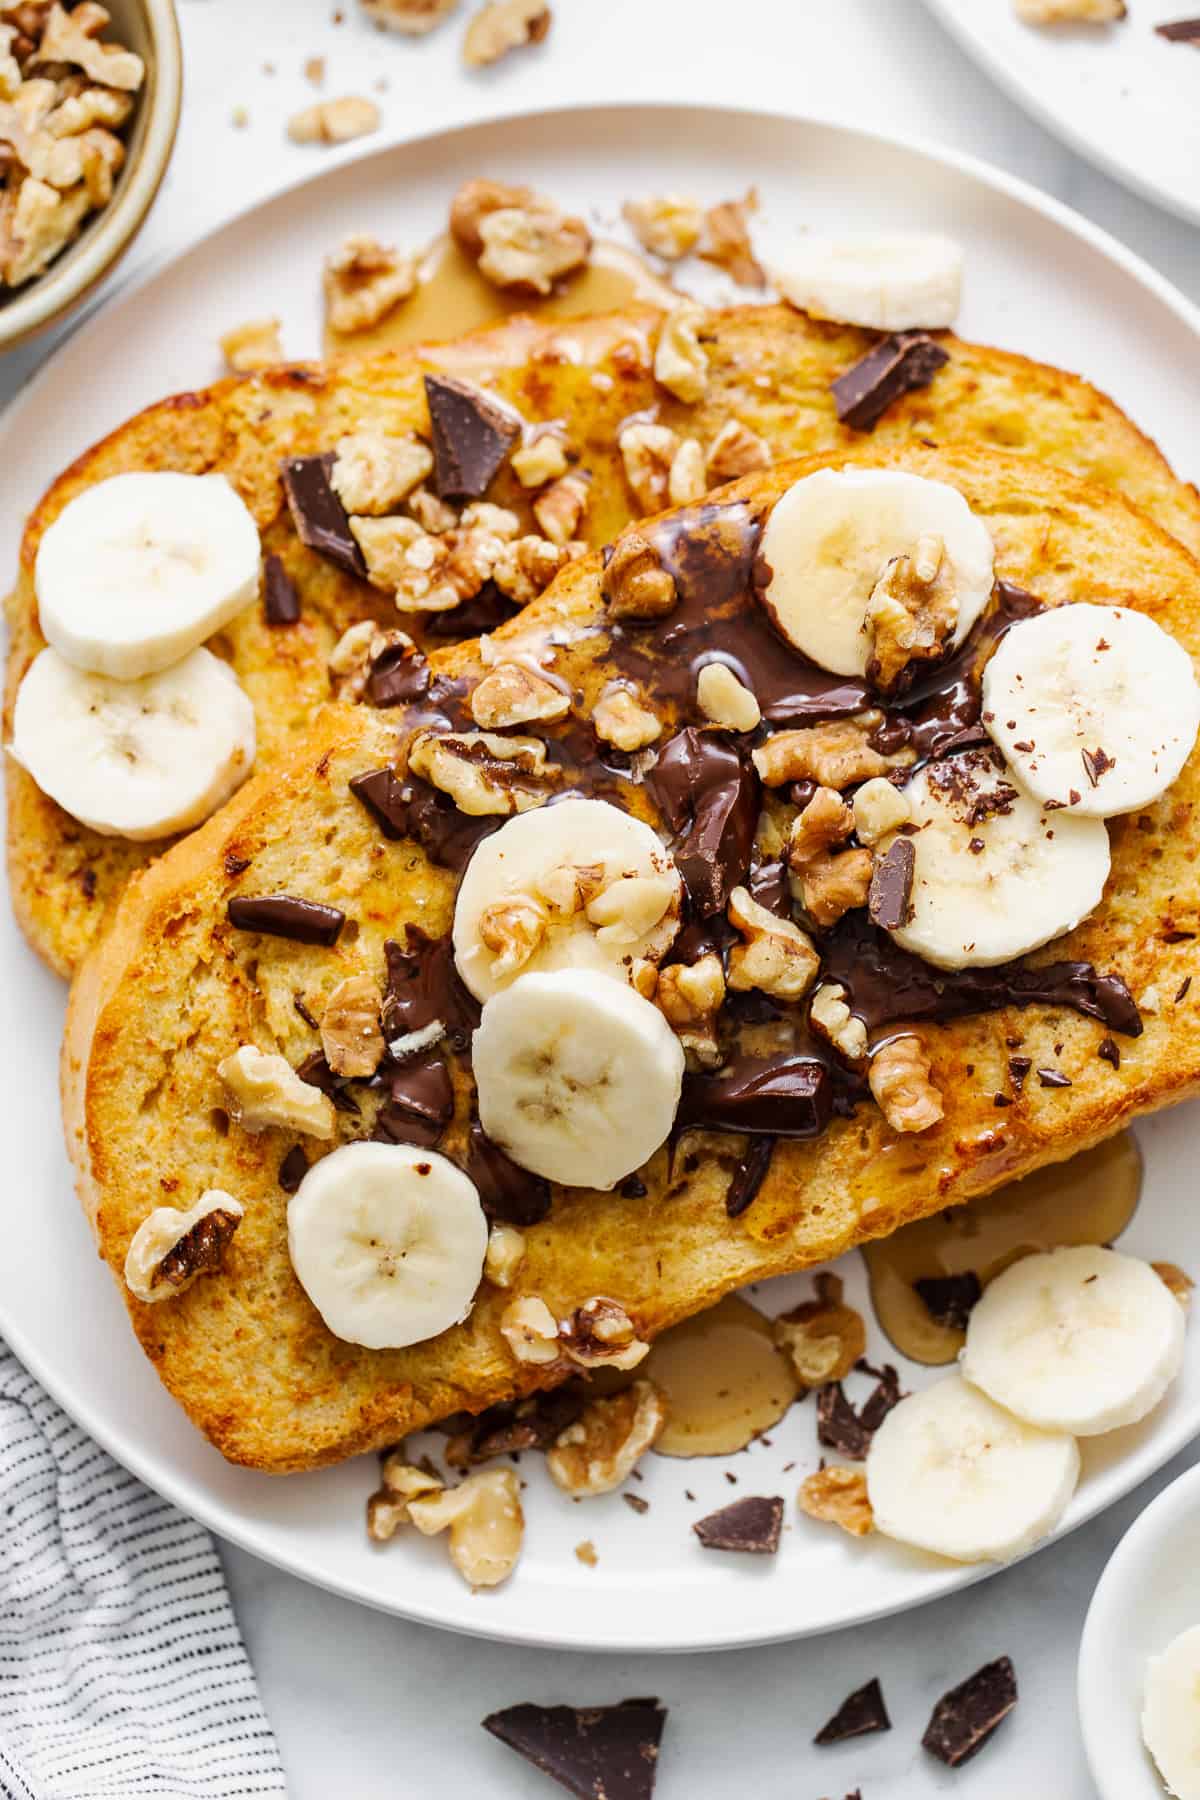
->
63, 441, 1200, 1473
10, 303, 1200, 976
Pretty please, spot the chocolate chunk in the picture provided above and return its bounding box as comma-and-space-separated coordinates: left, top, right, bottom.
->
359, 770, 498, 871
424, 577, 515, 639
296, 1051, 360, 1115
678, 1055, 833, 1139
382, 926, 479, 1055
868, 838, 915, 931
447, 1384, 587, 1467
278, 1145, 308, 1193
1097, 1034, 1121, 1068
294, 992, 319, 1029
1037, 1067, 1072, 1088
693, 1494, 784, 1554
832, 331, 950, 432
1164, 928, 1196, 944
1156, 16, 1200, 40
280, 452, 367, 579
227, 894, 345, 946
262, 552, 301, 625
724, 1136, 775, 1218
366, 640, 430, 708
914, 1271, 981, 1331
922, 1656, 1017, 1768
224, 850, 250, 877
646, 727, 759, 918
482, 1697, 667, 1800
1008, 1055, 1032, 1089
350, 767, 411, 839
814, 1676, 892, 1745
747, 857, 790, 919
373, 1056, 454, 1148
468, 1118, 552, 1224
817, 1364, 903, 1460
425, 375, 520, 500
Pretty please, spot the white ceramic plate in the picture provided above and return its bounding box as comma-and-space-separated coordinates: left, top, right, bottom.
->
3, 102, 1200, 1653
921, 0, 1200, 228
1079, 1460, 1200, 1798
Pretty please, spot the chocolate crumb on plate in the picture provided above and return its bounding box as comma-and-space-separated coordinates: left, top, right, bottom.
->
914, 1271, 982, 1331
817, 1363, 904, 1460
1156, 16, 1200, 40
922, 1656, 1017, 1768
832, 331, 950, 432
280, 452, 367, 579
262, 552, 301, 624
693, 1494, 784, 1553
227, 893, 345, 945
425, 374, 520, 500
814, 1675, 892, 1745
623, 1493, 650, 1515
482, 1697, 667, 1800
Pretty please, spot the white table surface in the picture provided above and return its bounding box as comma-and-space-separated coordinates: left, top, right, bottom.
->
6, 1, 1200, 1794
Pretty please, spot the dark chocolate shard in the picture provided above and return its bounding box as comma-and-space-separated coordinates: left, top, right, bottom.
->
482, 1697, 667, 1800
353, 769, 499, 871
914, 1271, 981, 1331
262, 552, 301, 625
382, 926, 479, 1056
814, 1676, 892, 1745
1037, 1067, 1072, 1088
817, 1364, 903, 1460
280, 452, 366, 579
646, 727, 759, 917
678, 1054, 833, 1139
350, 767, 412, 839
1157, 15, 1200, 40
468, 1118, 552, 1224
372, 1056, 454, 1148
868, 838, 915, 931
693, 1494, 784, 1554
922, 1656, 1017, 1768
425, 374, 520, 500
296, 1051, 360, 1115
227, 894, 345, 946
278, 1144, 308, 1194
624, 1493, 650, 1515
724, 1136, 776, 1218
832, 331, 950, 432
366, 640, 430, 708
446, 1383, 587, 1467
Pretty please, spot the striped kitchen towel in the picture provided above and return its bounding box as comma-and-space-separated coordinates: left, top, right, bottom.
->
0, 1342, 286, 1799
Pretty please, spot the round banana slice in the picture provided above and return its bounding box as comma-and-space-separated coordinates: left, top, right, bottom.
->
879, 748, 1110, 970
453, 796, 682, 1003
962, 1246, 1185, 1437
36, 471, 262, 680
10, 645, 256, 841
1143, 1624, 1200, 1800
287, 1142, 488, 1350
772, 232, 963, 331
866, 1372, 1080, 1564
982, 602, 1200, 817
472, 968, 686, 1190
757, 469, 994, 677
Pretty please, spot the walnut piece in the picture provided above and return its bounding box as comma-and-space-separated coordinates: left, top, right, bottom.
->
798, 1465, 874, 1538
1015, 0, 1124, 19
585, 874, 676, 946
772, 1272, 866, 1387
593, 683, 661, 751
603, 527, 677, 619
727, 885, 819, 1001
787, 786, 854, 865
288, 95, 380, 146
512, 431, 569, 488
869, 1034, 944, 1134
500, 1294, 561, 1364
33, 4, 144, 90
866, 534, 958, 693
4, 174, 87, 285
491, 533, 569, 603
360, 0, 461, 31
852, 776, 911, 845
546, 1380, 667, 1497
654, 301, 708, 404
462, 0, 552, 67
697, 190, 763, 287
218, 317, 282, 373
124, 1191, 243, 1305
697, 661, 760, 733
794, 848, 874, 929
706, 418, 770, 484
406, 485, 457, 534
366, 1453, 444, 1543
408, 1467, 524, 1587
1154, 1261, 1194, 1309
666, 437, 706, 507
535, 860, 606, 915
617, 422, 679, 514
320, 973, 385, 1078
753, 716, 909, 789
328, 623, 417, 701
533, 472, 588, 546
622, 193, 702, 261
217, 1045, 336, 1139
656, 954, 726, 1068
354, 520, 505, 609
484, 1223, 526, 1289
560, 1297, 649, 1371
332, 431, 433, 515
408, 728, 548, 815
809, 982, 868, 1063
478, 895, 546, 981
474, 197, 587, 295
470, 660, 569, 730
324, 233, 417, 334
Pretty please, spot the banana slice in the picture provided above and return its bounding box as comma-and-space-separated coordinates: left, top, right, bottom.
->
10, 645, 256, 840
866, 1372, 1079, 1564
287, 1141, 488, 1350
757, 469, 994, 677
879, 747, 1110, 970
773, 232, 963, 331
36, 471, 262, 679
453, 797, 682, 1003
982, 603, 1200, 817
961, 1245, 1185, 1437
472, 968, 685, 1189
1143, 1625, 1200, 1800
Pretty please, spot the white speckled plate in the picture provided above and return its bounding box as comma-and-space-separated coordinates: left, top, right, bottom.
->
3, 102, 1200, 1651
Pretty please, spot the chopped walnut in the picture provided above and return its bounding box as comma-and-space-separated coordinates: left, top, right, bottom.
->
869, 1035, 944, 1134
218, 317, 282, 373
320, 973, 385, 1078
407, 485, 459, 534
462, 0, 551, 67
123, 1192, 244, 1305
484, 1223, 526, 1288
547, 1380, 667, 1497
622, 193, 702, 260
631, 959, 658, 1000
727, 885, 819, 1001
448, 176, 535, 256
696, 661, 760, 733
697, 190, 763, 287
535, 860, 606, 915
217, 1046, 336, 1139
328, 623, 417, 701
408, 1467, 524, 1587
794, 848, 874, 929
603, 527, 677, 618
617, 422, 679, 514
46, 83, 134, 136
478, 894, 547, 981
654, 301, 708, 404
288, 95, 380, 145
1154, 1261, 1194, 1309
656, 953, 725, 1068
809, 982, 868, 1063
787, 786, 854, 865
408, 728, 548, 815
470, 660, 569, 729
366, 1454, 444, 1543
512, 431, 569, 488
667, 437, 706, 507
474, 197, 588, 295
32, 3, 144, 89
753, 716, 908, 789
852, 776, 911, 845
772, 1272, 867, 1387
706, 420, 769, 485
492, 533, 569, 603
500, 1294, 561, 1364
353, 520, 503, 609
323, 233, 416, 334
533, 472, 588, 546
585, 874, 676, 946
360, 0, 461, 31
866, 535, 958, 693
332, 432, 434, 515
798, 1465, 874, 1538
593, 683, 661, 751
560, 1297, 649, 1371
460, 500, 520, 538
3, 174, 87, 285
1015, 0, 1124, 19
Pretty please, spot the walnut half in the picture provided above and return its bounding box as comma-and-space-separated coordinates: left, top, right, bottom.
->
408, 1467, 525, 1587
124, 1191, 244, 1305
869, 1034, 944, 1134
797, 1465, 874, 1538
560, 1297, 649, 1371
546, 1380, 668, 1497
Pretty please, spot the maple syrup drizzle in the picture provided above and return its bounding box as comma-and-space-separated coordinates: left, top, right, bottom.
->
642, 1294, 799, 1458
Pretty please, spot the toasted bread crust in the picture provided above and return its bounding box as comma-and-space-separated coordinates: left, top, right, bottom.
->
13, 304, 1200, 975
64, 442, 1200, 1472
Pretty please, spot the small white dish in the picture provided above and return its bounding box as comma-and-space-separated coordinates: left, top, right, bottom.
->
1079, 1458, 1200, 1799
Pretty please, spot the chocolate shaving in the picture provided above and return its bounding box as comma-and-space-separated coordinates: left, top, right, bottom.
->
1177, 976, 1193, 1002
814, 1676, 892, 1745
678, 1055, 833, 1140
832, 331, 950, 432
693, 1494, 784, 1554
467, 1117, 552, 1224
278, 1145, 308, 1193
262, 552, 300, 625
724, 1136, 775, 1218
922, 1656, 1017, 1768
227, 894, 345, 946
646, 728, 759, 917
280, 452, 367, 579
817, 1364, 903, 1459
1156, 16, 1200, 40
1081, 745, 1114, 788
868, 838, 915, 931
372, 1056, 453, 1148
914, 1271, 981, 1331
482, 1698, 667, 1800
425, 374, 520, 500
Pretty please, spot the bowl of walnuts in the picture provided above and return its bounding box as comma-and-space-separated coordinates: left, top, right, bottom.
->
0, 0, 181, 351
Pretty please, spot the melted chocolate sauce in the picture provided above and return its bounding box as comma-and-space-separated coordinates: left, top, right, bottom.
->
372, 1056, 454, 1148
646, 728, 759, 917
382, 927, 480, 1054
677, 1054, 834, 1138
467, 1119, 552, 1224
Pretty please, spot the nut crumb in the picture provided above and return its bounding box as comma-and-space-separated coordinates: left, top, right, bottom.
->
560, 1297, 649, 1371
798, 1465, 874, 1538
809, 982, 868, 1063
462, 0, 551, 67
332, 431, 433, 515
754, 716, 910, 789
483, 1223, 526, 1288
705, 418, 769, 484
1154, 1261, 1194, 1309
656, 953, 725, 1068
696, 662, 760, 733
288, 95, 380, 146
773, 1272, 866, 1387
654, 300, 708, 403
698, 190, 763, 287
408, 1467, 524, 1587
622, 193, 702, 261
499, 1294, 561, 1364
218, 1045, 336, 1139
218, 317, 282, 373
617, 422, 679, 514
407, 727, 549, 815
512, 431, 569, 488
360, 0, 460, 30
1015, 0, 1124, 19
727, 885, 819, 1001
470, 660, 569, 730
603, 525, 677, 619
593, 683, 661, 752
574, 1539, 598, 1566
324, 233, 416, 334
